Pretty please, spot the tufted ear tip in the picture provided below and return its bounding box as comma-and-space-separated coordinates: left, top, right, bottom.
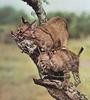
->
11, 31, 15, 36
21, 16, 29, 24
21, 16, 25, 24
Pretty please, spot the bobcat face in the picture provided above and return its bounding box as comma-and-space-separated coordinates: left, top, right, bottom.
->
11, 20, 38, 55
17, 39, 37, 54
12, 16, 69, 55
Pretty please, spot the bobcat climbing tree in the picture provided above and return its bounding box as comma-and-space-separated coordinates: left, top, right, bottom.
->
11, 0, 88, 100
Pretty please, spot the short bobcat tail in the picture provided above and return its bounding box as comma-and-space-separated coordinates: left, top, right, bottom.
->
78, 47, 84, 57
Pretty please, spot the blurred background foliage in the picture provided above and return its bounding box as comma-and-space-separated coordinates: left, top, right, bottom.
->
0, 6, 90, 43
0, 7, 29, 43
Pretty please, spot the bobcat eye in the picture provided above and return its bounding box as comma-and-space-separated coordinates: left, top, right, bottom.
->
41, 48, 44, 51
42, 41, 45, 45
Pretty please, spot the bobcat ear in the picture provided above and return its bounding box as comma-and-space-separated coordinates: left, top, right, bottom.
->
21, 16, 28, 24
30, 20, 37, 29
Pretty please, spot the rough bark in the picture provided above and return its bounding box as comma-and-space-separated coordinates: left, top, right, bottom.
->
33, 78, 88, 100
22, 0, 47, 24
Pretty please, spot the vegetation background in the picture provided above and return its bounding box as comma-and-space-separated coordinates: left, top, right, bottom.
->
0, 1, 90, 100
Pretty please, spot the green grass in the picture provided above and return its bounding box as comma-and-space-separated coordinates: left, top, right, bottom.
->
0, 24, 16, 31
0, 38, 90, 100
69, 38, 90, 60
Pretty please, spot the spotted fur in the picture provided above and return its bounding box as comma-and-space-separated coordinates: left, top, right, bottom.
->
14, 16, 69, 51
37, 49, 82, 86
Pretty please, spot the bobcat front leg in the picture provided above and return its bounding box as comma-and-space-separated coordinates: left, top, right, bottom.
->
72, 71, 81, 86
63, 72, 70, 87
33, 78, 63, 90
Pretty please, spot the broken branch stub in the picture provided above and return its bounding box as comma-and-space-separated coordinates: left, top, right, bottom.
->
33, 78, 88, 100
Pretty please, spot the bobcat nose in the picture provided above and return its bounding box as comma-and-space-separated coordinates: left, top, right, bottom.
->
32, 34, 35, 38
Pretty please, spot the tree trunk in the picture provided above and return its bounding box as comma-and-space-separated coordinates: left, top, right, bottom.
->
33, 78, 88, 100
22, 0, 47, 24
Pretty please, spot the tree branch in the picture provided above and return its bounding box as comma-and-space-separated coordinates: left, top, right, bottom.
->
22, 0, 47, 24
33, 78, 88, 100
